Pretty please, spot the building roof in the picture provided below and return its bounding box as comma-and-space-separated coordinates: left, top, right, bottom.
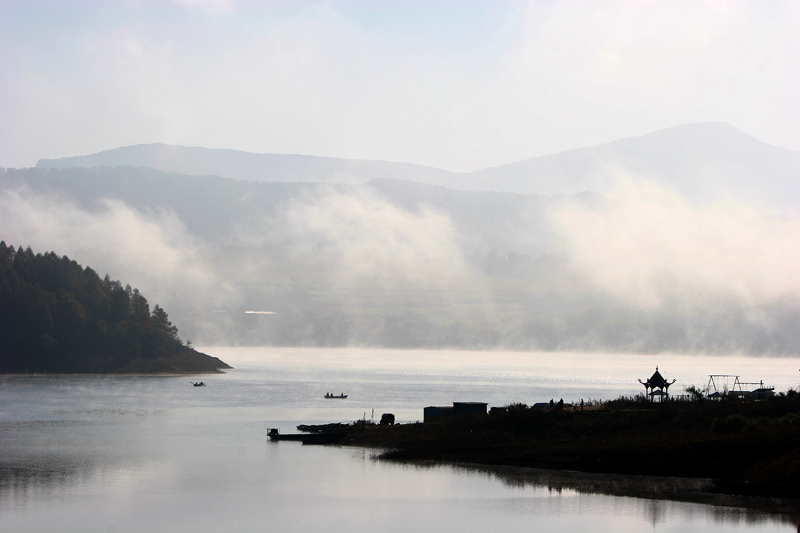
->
640, 366, 674, 389
648, 368, 668, 388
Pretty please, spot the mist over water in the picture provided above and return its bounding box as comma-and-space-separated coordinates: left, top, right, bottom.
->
1, 348, 798, 532
1, 169, 798, 354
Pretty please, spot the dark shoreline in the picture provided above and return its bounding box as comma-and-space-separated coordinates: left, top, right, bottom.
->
336, 394, 800, 515
0, 370, 227, 376
0, 346, 231, 375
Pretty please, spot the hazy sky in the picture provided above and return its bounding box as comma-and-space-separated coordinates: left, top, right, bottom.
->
1, 0, 798, 171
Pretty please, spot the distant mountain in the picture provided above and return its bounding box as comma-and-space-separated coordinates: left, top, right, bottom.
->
36, 122, 800, 212
37, 143, 456, 187
467, 122, 800, 211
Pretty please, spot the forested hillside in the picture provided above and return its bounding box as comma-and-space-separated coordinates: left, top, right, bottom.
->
0, 242, 230, 373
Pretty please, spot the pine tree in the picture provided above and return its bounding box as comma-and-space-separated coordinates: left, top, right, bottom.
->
151, 305, 180, 344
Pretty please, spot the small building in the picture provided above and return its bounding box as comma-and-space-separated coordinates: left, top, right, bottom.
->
423, 405, 454, 423
738, 380, 776, 400
749, 385, 775, 400
453, 402, 488, 416
424, 402, 488, 422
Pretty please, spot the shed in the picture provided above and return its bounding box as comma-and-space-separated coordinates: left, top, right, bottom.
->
453, 402, 488, 416
423, 405, 454, 423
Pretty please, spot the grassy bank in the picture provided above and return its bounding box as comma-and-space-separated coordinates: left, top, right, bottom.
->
342, 393, 800, 500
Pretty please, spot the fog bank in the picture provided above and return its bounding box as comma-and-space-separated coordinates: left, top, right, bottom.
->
2, 168, 797, 354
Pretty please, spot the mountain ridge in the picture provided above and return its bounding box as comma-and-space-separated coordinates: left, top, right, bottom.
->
35, 122, 800, 212
469, 121, 800, 201
36, 143, 456, 186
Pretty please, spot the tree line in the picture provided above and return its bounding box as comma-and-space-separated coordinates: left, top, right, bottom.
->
0, 242, 185, 372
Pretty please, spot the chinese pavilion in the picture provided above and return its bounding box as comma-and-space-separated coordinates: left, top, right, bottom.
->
638, 366, 676, 402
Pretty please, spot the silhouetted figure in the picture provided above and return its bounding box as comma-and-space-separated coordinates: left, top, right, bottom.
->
580, 399, 584, 411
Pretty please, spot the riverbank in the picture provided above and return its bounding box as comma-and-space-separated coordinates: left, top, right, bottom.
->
341, 394, 800, 502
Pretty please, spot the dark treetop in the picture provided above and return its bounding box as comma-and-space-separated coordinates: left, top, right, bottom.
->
0, 242, 230, 373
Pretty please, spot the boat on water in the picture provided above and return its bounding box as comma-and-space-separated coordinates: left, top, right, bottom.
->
297, 422, 349, 433
324, 392, 347, 399
267, 427, 346, 445
192, 382, 206, 387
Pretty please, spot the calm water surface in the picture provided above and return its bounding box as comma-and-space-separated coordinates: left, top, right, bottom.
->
1, 348, 798, 532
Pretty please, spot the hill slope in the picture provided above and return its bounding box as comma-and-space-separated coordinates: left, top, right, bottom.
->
468, 122, 800, 211
36, 143, 455, 187
0, 242, 230, 373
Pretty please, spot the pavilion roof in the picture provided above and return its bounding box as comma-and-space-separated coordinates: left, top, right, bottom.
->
649, 369, 667, 388
641, 366, 672, 389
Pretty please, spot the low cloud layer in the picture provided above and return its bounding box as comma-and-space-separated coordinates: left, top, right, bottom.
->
549, 177, 800, 308
275, 187, 472, 290
2, 174, 798, 354
0, 187, 223, 312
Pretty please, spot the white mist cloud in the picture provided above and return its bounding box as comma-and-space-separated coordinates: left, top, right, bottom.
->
0, 187, 220, 307
274, 187, 472, 290
549, 177, 800, 308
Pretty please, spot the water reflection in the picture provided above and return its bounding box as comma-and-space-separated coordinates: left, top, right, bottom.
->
1, 455, 91, 500
389, 460, 800, 530
0, 452, 148, 513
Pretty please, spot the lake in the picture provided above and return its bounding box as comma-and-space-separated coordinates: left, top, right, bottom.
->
1, 348, 798, 532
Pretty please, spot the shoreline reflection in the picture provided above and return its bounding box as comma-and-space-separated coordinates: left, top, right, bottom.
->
384, 459, 800, 530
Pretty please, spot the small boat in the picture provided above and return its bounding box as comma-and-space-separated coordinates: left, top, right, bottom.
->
324, 392, 347, 399
297, 422, 349, 433
267, 428, 304, 441
192, 382, 206, 387
267, 427, 346, 445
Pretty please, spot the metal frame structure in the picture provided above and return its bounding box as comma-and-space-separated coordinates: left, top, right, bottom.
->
704, 375, 774, 400
705, 375, 743, 398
